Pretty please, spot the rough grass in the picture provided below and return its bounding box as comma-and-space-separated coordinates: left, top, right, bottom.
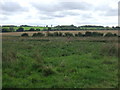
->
2, 36, 119, 88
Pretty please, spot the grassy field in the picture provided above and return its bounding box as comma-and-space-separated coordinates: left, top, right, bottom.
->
2, 35, 119, 88
2, 30, 118, 36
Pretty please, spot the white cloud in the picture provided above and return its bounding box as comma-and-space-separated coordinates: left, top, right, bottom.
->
0, 0, 119, 26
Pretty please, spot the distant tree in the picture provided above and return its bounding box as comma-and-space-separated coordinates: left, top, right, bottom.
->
112, 26, 115, 29
36, 29, 40, 31
20, 25, 31, 27
105, 26, 110, 30
48, 27, 51, 31
115, 26, 120, 30
2, 28, 10, 32
29, 28, 35, 31
16, 27, 24, 32
43, 28, 47, 31
9, 27, 15, 32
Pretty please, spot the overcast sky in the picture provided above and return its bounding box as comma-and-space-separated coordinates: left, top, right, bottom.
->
0, 0, 119, 26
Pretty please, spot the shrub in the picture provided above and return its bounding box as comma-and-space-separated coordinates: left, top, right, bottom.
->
64, 32, 73, 37
48, 32, 63, 37
37, 33, 45, 36
113, 33, 117, 36
59, 32, 63, 36
74, 33, 78, 37
78, 32, 83, 37
32, 33, 45, 37
92, 32, 103, 37
21, 33, 29, 37
104, 32, 115, 37
47, 33, 54, 36
53, 32, 59, 36
75, 32, 83, 37
85, 31, 92, 36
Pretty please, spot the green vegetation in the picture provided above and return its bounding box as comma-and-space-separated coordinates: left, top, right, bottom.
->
104, 32, 117, 37
21, 32, 118, 37
32, 33, 45, 37
2, 36, 119, 88
21, 33, 29, 37
2, 26, 48, 32
1, 25, 120, 32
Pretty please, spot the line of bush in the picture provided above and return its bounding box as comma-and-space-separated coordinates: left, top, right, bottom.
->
21, 32, 118, 37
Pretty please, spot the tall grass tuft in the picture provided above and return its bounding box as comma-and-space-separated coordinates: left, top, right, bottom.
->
100, 43, 118, 57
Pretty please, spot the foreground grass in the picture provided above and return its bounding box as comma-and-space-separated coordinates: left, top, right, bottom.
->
2, 36, 119, 88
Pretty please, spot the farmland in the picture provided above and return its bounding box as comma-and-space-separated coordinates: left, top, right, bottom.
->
2, 33, 119, 88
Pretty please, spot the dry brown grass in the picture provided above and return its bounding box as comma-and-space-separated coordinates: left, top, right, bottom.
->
2, 30, 118, 36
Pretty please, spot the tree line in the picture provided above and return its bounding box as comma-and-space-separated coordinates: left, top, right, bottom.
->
1, 25, 120, 32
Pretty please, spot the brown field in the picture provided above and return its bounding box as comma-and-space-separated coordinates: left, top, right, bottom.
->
2, 30, 119, 36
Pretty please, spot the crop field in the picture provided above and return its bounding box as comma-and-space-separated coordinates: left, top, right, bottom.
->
2, 34, 119, 88
2, 30, 118, 36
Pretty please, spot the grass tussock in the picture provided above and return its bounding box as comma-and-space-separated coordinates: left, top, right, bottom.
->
100, 43, 118, 57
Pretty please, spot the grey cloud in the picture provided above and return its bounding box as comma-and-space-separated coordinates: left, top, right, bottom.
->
60, 2, 92, 10
0, 16, 8, 21
0, 1, 28, 15
31, 2, 61, 12
31, 1, 92, 19
81, 14, 93, 19
94, 4, 117, 16
53, 14, 65, 18
61, 11, 80, 16
39, 10, 80, 19
51, 11, 80, 18
76, 20, 101, 25
105, 8, 117, 16
39, 16, 54, 20
31, 1, 92, 14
